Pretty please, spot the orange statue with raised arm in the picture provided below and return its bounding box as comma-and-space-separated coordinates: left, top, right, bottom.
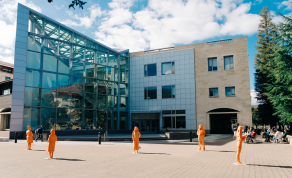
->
197, 125, 206, 151
47, 129, 57, 159
236, 126, 247, 165
132, 127, 141, 153
26, 125, 33, 150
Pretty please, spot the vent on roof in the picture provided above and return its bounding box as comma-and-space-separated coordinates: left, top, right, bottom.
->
206, 39, 233, 45
144, 47, 175, 53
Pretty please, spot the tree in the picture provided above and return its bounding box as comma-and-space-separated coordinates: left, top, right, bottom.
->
254, 6, 279, 126
47, 0, 87, 9
252, 107, 262, 129
266, 14, 292, 128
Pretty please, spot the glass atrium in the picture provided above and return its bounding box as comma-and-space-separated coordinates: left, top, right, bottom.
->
23, 12, 129, 131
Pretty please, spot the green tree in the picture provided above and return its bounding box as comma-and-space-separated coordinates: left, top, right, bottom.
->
254, 6, 279, 126
252, 107, 262, 129
266, 15, 292, 127
47, 0, 87, 9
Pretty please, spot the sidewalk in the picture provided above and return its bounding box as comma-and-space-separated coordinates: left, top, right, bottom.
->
0, 135, 291, 178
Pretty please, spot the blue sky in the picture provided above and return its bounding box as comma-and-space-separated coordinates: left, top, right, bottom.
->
0, 0, 291, 105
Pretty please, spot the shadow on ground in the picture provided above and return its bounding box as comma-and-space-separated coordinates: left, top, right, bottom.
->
138, 152, 171, 155
55, 158, 85, 161
248, 164, 292, 169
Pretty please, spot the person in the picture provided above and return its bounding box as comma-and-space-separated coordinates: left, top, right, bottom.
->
26, 125, 33, 150
262, 126, 267, 132
273, 129, 282, 143
282, 129, 288, 142
47, 129, 57, 159
236, 126, 247, 165
233, 123, 239, 139
35, 126, 43, 142
132, 127, 141, 153
243, 125, 248, 133
197, 125, 206, 151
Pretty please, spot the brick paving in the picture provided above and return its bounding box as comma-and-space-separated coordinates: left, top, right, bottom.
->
0, 135, 292, 178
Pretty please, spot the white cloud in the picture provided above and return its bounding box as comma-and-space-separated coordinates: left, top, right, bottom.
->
278, 0, 292, 10
250, 90, 259, 106
94, 0, 261, 52
60, 4, 102, 28
0, 0, 41, 64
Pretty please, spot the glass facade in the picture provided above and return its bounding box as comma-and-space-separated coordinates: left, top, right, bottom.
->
23, 12, 129, 131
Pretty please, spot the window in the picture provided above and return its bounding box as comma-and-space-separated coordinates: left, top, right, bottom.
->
162, 85, 175, 99
226, 87, 235, 96
162, 110, 186, 129
224, 56, 234, 70
161, 62, 175, 75
144, 87, 157, 99
209, 88, 218, 97
5, 77, 10, 80
144, 64, 156, 76
208, 58, 217, 71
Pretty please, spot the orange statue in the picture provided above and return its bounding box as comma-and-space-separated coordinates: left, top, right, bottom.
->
47, 129, 57, 159
197, 125, 206, 151
236, 126, 246, 165
132, 127, 141, 153
26, 125, 33, 150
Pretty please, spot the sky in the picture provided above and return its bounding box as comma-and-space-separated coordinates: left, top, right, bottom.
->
0, 0, 291, 105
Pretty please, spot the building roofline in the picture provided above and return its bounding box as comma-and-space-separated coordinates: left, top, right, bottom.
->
0, 61, 14, 69
18, 3, 128, 55
0, 79, 13, 85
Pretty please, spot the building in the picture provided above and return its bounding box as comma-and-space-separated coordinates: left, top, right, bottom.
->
130, 37, 252, 134
9, 3, 252, 137
0, 61, 14, 131
10, 4, 129, 137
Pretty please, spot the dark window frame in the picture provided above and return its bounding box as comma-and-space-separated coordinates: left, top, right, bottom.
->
144, 86, 157, 100
161, 61, 175, 75
144, 63, 157, 77
225, 86, 235, 96
162, 85, 175, 99
209, 88, 219, 97
208, 57, 218, 72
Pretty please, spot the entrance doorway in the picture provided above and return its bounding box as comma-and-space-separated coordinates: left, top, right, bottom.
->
210, 113, 237, 134
132, 120, 159, 133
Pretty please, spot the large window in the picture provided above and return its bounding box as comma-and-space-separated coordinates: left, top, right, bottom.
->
226, 87, 235, 96
162, 85, 175, 99
208, 58, 217, 71
224, 56, 234, 70
162, 110, 186, 129
161, 62, 175, 75
144, 87, 157, 99
209, 88, 218, 97
144, 64, 156, 77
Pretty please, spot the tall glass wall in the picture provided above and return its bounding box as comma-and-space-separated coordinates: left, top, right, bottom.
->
23, 12, 129, 131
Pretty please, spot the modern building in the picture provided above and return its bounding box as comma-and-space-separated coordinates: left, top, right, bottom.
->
9, 3, 252, 137
130, 37, 252, 134
10, 4, 129, 137
0, 61, 14, 131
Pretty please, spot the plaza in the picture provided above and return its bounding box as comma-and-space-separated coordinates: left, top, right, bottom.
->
1, 135, 292, 178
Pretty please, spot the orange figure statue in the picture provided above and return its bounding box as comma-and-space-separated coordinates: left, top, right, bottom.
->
47, 129, 57, 159
197, 125, 206, 151
132, 127, 141, 153
26, 125, 33, 150
236, 126, 247, 165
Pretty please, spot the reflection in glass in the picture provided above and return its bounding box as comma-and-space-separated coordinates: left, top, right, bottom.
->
24, 87, 40, 106
108, 82, 118, 95
85, 49, 95, 63
108, 53, 117, 67
120, 64, 128, 83
29, 14, 43, 34
26, 51, 41, 69
98, 83, 107, 95
176, 116, 186, 128
96, 65, 106, 80
144, 64, 156, 76
107, 96, 117, 110
42, 72, 57, 89
72, 60, 84, 76
108, 111, 117, 129
58, 74, 71, 88
27, 35, 42, 52
224, 56, 234, 70
97, 95, 106, 109
85, 93, 95, 109
71, 93, 83, 108
71, 109, 83, 130
44, 39, 58, 55
25, 69, 41, 87
43, 54, 57, 72
120, 112, 128, 130
73, 34, 85, 46
72, 76, 84, 93
120, 97, 127, 109
60, 27, 71, 42
86, 40, 96, 49
84, 110, 96, 129
85, 78, 96, 93
56, 108, 70, 130
144, 87, 157, 99
97, 51, 107, 65
85, 63, 95, 78
73, 45, 85, 61
57, 90, 71, 108
97, 111, 106, 129
59, 42, 71, 58
226, 87, 235, 96
119, 84, 128, 96
41, 88, 56, 107
58, 57, 71, 74
41, 108, 56, 131
44, 20, 59, 39
23, 107, 40, 131
120, 53, 129, 70
162, 62, 175, 75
